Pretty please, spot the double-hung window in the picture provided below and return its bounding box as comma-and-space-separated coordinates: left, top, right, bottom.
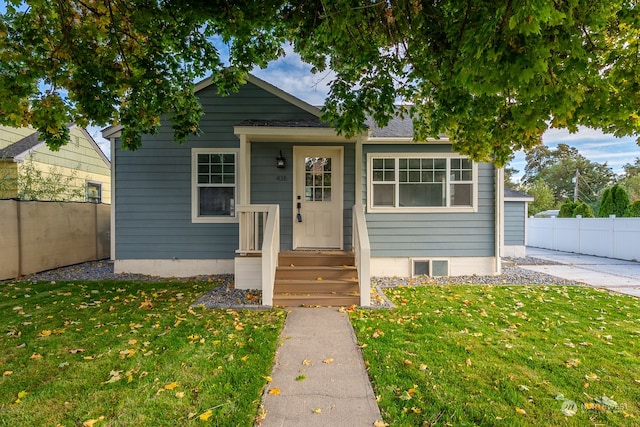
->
368, 154, 477, 212
192, 149, 238, 223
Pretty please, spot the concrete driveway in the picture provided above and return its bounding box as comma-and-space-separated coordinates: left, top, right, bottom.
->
521, 247, 640, 297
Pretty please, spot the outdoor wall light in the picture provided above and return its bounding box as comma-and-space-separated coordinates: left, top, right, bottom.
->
276, 150, 286, 169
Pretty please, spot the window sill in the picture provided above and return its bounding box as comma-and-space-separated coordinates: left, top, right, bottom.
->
367, 206, 477, 214
192, 216, 239, 224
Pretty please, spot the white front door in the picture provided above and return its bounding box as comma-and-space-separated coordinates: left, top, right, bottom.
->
293, 146, 343, 249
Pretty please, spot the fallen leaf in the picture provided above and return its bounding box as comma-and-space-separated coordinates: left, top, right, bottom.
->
29, 353, 42, 360
3, 371, 13, 376
264, 376, 273, 382
302, 359, 312, 366
296, 375, 306, 382
374, 421, 389, 427
268, 388, 281, 395
175, 392, 185, 398
164, 381, 179, 390
82, 416, 105, 427
516, 407, 527, 415
465, 358, 472, 366
38, 330, 52, 337
561, 400, 577, 417
312, 407, 322, 414
323, 358, 334, 364
199, 410, 213, 421
316, 277, 323, 281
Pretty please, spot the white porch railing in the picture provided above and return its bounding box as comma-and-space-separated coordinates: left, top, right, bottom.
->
237, 204, 279, 306
352, 204, 371, 307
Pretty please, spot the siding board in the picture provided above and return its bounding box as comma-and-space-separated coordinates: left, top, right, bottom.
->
115, 81, 319, 260
363, 144, 496, 258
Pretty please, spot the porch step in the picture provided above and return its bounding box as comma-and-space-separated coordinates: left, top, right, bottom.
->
273, 251, 360, 307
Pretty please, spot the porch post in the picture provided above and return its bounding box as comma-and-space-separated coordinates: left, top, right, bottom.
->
238, 134, 250, 205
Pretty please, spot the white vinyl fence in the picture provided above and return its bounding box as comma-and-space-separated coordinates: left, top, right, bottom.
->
527, 217, 640, 261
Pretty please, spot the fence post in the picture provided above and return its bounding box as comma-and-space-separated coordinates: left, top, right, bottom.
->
576, 215, 582, 254
610, 215, 616, 258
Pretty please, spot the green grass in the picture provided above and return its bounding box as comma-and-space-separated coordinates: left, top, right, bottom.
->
0, 280, 284, 426
352, 285, 640, 426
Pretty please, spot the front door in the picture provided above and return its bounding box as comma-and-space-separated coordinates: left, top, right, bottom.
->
293, 146, 343, 249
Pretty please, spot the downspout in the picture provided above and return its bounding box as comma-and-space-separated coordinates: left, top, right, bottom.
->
495, 167, 504, 274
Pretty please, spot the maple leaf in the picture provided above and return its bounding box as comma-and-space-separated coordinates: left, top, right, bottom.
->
164, 381, 179, 390
82, 416, 105, 427
199, 410, 213, 421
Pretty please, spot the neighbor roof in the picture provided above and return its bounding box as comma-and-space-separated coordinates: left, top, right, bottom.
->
504, 188, 534, 201
0, 132, 40, 159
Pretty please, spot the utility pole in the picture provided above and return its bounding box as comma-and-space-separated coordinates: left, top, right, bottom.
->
573, 169, 580, 202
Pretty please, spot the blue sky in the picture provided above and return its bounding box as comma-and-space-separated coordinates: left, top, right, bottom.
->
91, 45, 639, 179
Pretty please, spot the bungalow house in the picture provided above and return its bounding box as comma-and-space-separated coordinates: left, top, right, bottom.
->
0, 125, 111, 203
102, 75, 505, 307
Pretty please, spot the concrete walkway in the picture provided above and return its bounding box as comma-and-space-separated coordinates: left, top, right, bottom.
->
258, 307, 382, 427
522, 247, 640, 297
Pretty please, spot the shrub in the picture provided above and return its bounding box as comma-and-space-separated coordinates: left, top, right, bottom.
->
598, 184, 630, 217
624, 200, 640, 217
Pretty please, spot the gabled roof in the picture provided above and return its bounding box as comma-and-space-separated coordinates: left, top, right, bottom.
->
0, 126, 110, 167
0, 132, 40, 159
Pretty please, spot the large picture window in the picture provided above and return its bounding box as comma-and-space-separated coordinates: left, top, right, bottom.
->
192, 149, 238, 222
368, 154, 477, 212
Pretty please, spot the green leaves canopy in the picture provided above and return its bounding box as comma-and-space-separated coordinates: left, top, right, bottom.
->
1, 1, 638, 165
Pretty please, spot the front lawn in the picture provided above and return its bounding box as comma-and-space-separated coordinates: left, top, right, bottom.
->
0, 280, 284, 426
352, 285, 640, 426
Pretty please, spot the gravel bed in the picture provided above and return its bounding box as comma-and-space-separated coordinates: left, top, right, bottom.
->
7, 258, 583, 309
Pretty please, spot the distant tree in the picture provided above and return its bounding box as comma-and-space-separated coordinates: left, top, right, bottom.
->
503, 154, 519, 189
574, 202, 595, 218
625, 201, 640, 218
622, 158, 640, 177
598, 184, 630, 217
519, 179, 557, 216
558, 200, 577, 218
559, 199, 594, 218
619, 175, 640, 202
523, 143, 614, 203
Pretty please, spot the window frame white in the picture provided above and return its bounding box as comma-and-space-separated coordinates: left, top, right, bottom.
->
191, 148, 239, 223
366, 152, 478, 213
86, 181, 102, 204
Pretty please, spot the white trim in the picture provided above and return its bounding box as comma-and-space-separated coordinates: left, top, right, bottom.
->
365, 136, 451, 144
504, 196, 534, 202
370, 256, 497, 277
234, 126, 357, 143
191, 148, 240, 224
238, 135, 250, 205
101, 125, 123, 139
496, 168, 504, 274
355, 136, 364, 205
194, 74, 322, 117
366, 153, 478, 213
114, 259, 234, 277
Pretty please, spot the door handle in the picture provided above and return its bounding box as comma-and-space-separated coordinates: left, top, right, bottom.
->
296, 201, 302, 222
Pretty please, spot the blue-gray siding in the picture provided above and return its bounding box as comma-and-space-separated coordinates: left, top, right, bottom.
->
114, 83, 319, 260
363, 144, 496, 258
250, 142, 355, 250
504, 201, 526, 246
